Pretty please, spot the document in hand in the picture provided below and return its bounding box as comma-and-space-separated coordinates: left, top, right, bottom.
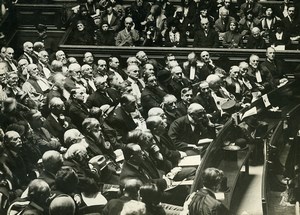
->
197, 138, 213, 145
178, 155, 201, 167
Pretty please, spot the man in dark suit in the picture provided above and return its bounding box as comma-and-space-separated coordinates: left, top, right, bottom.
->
43, 97, 76, 143
141, 74, 167, 116
168, 103, 215, 154
185, 167, 230, 215
260, 47, 288, 87
169, 65, 190, 100
3, 47, 18, 72
281, 5, 300, 41
106, 94, 140, 139
193, 18, 219, 48
18, 41, 38, 64
86, 76, 120, 108
246, 27, 266, 49
225, 65, 246, 102
68, 88, 90, 130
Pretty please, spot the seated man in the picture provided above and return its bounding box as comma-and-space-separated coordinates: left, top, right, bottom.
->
177, 87, 193, 116
107, 94, 145, 139
169, 65, 190, 100
44, 97, 76, 143
161, 94, 181, 126
115, 17, 140, 46
183, 167, 229, 215
246, 27, 266, 49
168, 103, 215, 155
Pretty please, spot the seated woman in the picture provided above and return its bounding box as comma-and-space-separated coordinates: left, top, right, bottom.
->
269, 21, 291, 48
163, 19, 187, 47
222, 21, 243, 48
142, 22, 163, 47
259, 6, 281, 43
238, 10, 260, 38
146, 4, 168, 37
95, 21, 116, 45
68, 20, 94, 45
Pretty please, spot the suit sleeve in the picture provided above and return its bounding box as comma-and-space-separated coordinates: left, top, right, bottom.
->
168, 120, 189, 150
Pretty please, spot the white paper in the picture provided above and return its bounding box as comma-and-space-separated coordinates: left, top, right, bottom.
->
255, 71, 262, 83
262, 94, 271, 108
190, 66, 195, 80
178, 155, 201, 167
215, 192, 225, 200
241, 106, 258, 120
198, 138, 213, 145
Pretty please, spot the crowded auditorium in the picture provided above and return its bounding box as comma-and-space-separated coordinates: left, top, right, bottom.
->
1, 0, 300, 214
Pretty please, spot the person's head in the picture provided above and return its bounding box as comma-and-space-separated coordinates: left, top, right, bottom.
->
26, 109, 46, 129
76, 20, 85, 32
28, 179, 51, 205
27, 63, 40, 79
97, 59, 107, 73
68, 63, 82, 82
4, 130, 22, 152
82, 118, 102, 138
229, 21, 238, 32
5, 47, 14, 61
64, 143, 89, 163
101, 21, 109, 31
83, 52, 94, 65
164, 53, 176, 68
38, 50, 49, 64
148, 107, 167, 124
229, 65, 240, 80
106, 3, 114, 14
150, 4, 162, 17
51, 60, 64, 73
140, 183, 161, 205
123, 143, 144, 165
55, 166, 79, 194
200, 51, 210, 63
239, 61, 249, 77
81, 64, 93, 79
161, 94, 177, 112
108, 56, 120, 70
181, 86, 193, 104
49, 195, 76, 215
124, 17, 134, 31
70, 87, 86, 103
120, 93, 137, 113
251, 27, 261, 39
143, 63, 155, 77
23, 41, 34, 55
202, 167, 224, 192
219, 8, 229, 20
249, 54, 259, 68
49, 97, 65, 115
287, 5, 295, 18
33, 41, 45, 53
187, 103, 206, 125
18, 59, 29, 73
200, 18, 209, 30
136, 51, 148, 64
56, 50, 67, 65
224, 0, 231, 8
171, 65, 183, 81
127, 57, 139, 67
52, 72, 66, 89
206, 74, 222, 90
120, 178, 142, 200
120, 200, 146, 215
146, 115, 167, 135
198, 81, 211, 97
64, 128, 86, 148
265, 7, 273, 18
7, 71, 19, 87
187, 52, 197, 65
127, 64, 140, 80
266, 47, 275, 61
107, 74, 122, 88
42, 150, 64, 174
94, 76, 108, 91
144, 73, 157, 88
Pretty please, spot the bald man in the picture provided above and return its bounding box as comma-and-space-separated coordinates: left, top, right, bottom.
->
168, 103, 215, 155
115, 17, 140, 46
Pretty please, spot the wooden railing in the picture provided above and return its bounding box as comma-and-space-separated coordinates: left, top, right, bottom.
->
190, 80, 299, 212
